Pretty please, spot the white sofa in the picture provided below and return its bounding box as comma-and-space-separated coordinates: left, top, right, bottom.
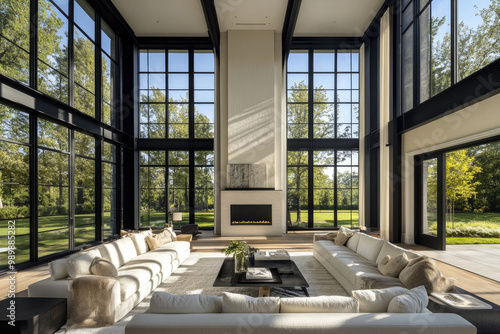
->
313, 231, 421, 293
28, 233, 190, 322
125, 291, 476, 334
126, 313, 475, 334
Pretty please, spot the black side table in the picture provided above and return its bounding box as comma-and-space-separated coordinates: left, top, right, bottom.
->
427, 287, 500, 334
0, 297, 67, 334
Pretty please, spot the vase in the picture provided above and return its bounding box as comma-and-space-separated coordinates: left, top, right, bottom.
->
234, 253, 248, 273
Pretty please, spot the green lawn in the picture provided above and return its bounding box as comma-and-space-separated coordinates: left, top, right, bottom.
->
140, 211, 215, 229
288, 210, 359, 228
426, 212, 500, 244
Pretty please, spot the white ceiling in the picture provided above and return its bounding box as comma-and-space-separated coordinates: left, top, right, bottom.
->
111, 0, 208, 37
215, 0, 288, 32
111, 0, 385, 37
294, 0, 386, 37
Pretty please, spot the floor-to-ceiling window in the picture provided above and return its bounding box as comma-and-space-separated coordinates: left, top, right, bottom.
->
138, 47, 215, 229
0, 0, 124, 271
401, 0, 500, 112
287, 48, 360, 229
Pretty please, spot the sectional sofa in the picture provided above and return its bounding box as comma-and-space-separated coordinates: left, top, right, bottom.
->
28, 230, 190, 322
125, 292, 476, 334
314, 231, 426, 292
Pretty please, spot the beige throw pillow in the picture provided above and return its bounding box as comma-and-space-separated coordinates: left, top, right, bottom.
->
145, 235, 163, 250
387, 285, 428, 313
334, 226, 354, 245
378, 253, 409, 278
130, 233, 148, 255
399, 256, 455, 294
352, 286, 409, 312
158, 231, 172, 244
222, 292, 280, 313
48, 258, 69, 280
89, 257, 118, 277
165, 227, 177, 241
149, 292, 222, 313
67, 248, 102, 278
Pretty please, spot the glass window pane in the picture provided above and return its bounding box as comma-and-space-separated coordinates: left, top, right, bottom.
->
314, 50, 334, 72
74, 27, 95, 93
288, 50, 308, 72
420, 5, 430, 103
169, 50, 188, 72
287, 73, 308, 90
457, 0, 499, 80
337, 51, 351, 72
422, 158, 438, 236
75, 156, 95, 246
430, 0, 451, 97
169, 151, 189, 165
101, 20, 115, 59
194, 50, 214, 72
169, 74, 189, 89
402, 29, 413, 112
194, 151, 214, 165
38, 119, 69, 151
74, 131, 95, 157
149, 50, 166, 72
314, 74, 334, 89
0, 106, 29, 142
194, 74, 214, 89
139, 50, 148, 72
74, 0, 95, 40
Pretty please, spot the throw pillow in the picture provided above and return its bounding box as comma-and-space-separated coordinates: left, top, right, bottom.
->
222, 292, 280, 313
145, 235, 163, 250
130, 233, 148, 255
346, 232, 361, 252
48, 258, 69, 280
158, 231, 172, 245
89, 257, 118, 277
325, 231, 337, 241
280, 296, 359, 313
165, 227, 177, 241
67, 248, 102, 278
387, 285, 428, 313
399, 256, 455, 294
334, 231, 352, 245
149, 292, 222, 314
378, 253, 409, 278
352, 286, 409, 313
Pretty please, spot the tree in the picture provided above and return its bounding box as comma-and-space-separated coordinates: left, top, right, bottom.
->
428, 149, 482, 228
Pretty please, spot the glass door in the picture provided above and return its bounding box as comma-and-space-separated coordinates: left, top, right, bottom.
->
415, 154, 446, 250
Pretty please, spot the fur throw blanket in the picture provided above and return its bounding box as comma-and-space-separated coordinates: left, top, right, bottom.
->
67, 275, 118, 329
399, 256, 455, 294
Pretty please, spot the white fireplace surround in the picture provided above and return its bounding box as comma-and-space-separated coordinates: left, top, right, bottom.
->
221, 190, 284, 236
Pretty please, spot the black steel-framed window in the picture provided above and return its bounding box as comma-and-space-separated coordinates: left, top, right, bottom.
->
139, 49, 215, 139
287, 47, 360, 229
139, 149, 214, 229
400, 0, 500, 113
102, 141, 117, 238
0, 105, 31, 269
0, 0, 120, 125
0, 101, 121, 271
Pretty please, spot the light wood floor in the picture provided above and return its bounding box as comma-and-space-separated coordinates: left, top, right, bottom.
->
2, 231, 499, 305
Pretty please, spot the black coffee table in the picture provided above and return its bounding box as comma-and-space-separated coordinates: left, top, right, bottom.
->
214, 258, 309, 297
0, 297, 67, 334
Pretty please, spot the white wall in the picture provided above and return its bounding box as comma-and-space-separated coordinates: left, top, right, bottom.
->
402, 93, 500, 244
226, 30, 280, 188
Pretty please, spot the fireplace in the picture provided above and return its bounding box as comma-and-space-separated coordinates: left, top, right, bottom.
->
230, 204, 272, 225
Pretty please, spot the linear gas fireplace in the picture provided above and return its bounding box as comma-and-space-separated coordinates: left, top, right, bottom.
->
230, 204, 272, 225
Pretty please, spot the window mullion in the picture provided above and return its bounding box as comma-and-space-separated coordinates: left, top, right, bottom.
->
30, 0, 38, 89
69, 130, 75, 250
95, 13, 102, 123
68, 0, 75, 107
451, 0, 458, 85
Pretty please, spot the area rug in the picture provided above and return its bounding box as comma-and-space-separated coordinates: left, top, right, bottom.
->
57, 251, 348, 334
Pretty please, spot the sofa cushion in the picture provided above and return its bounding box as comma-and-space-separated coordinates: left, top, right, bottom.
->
378, 253, 409, 278
90, 257, 118, 277
399, 256, 455, 294
352, 286, 409, 312
130, 233, 149, 255
345, 232, 361, 252
375, 241, 418, 264
67, 248, 102, 278
387, 285, 428, 313
98, 237, 138, 269
222, 292, 280, 313
48, 258, 69, 280
145, 235, 163, 250
149, 292, 222, 314
356, 234, 384, 263
156, 240, 190, 257
280, 296, 358, 313
327, 252, 382, 285
356, 272, 406, 290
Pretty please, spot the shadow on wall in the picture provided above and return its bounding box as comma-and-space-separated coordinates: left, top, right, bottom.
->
228, 97, 275, 184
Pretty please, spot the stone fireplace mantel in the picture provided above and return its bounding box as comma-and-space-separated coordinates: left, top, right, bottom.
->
220, 190, 283, 236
